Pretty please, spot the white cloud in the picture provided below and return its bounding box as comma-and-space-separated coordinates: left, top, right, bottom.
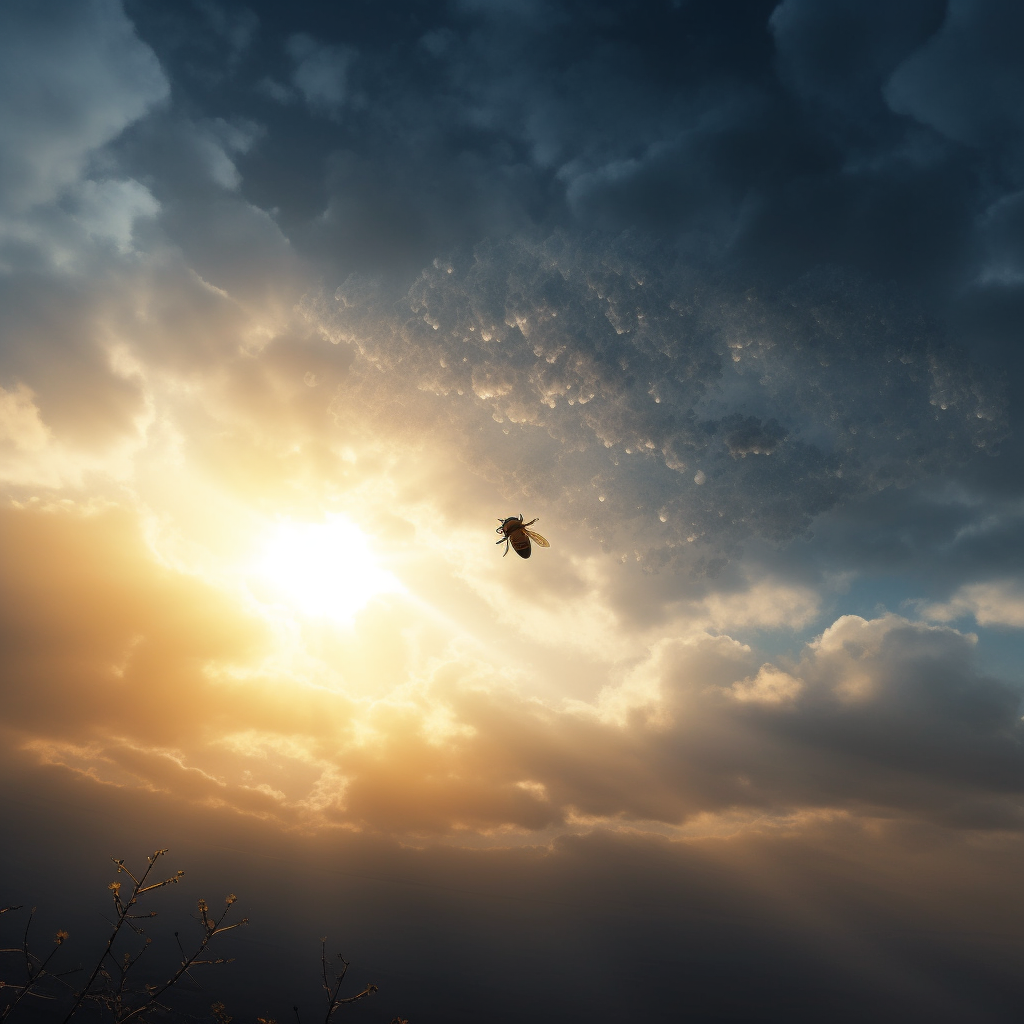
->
699, 580, 820, 632
725, 665, 804, 704
0, 384, 49, 453
922, 580, 1024, 629
73, 178, 160, 253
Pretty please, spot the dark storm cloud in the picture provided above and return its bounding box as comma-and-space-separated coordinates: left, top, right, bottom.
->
137, 0, 987, 295
286, 33, 354, 117
310, 235, 1004, 572
885, 0, 1024, 153
103, 0, 1024, 299
112, 0, 1023, 595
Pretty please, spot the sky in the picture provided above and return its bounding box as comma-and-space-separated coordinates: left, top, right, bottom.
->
3, 1, 1024, 1021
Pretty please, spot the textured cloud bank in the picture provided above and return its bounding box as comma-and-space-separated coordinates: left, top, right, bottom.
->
3, 503, 1020, 841
311, 236, 1003, 572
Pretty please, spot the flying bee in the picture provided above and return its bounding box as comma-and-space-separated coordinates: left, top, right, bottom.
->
496, 514, 550, 558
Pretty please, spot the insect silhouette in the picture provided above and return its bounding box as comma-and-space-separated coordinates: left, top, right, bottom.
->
496, 515, 550, 558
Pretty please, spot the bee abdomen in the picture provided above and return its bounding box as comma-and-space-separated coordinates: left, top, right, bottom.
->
510, 531, 532, 557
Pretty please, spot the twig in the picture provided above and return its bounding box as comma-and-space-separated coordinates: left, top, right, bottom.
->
60, 849, 183, 1023
319, 941, 378, 1023
0, 911, 68, 1023
117, 894, 247, 1023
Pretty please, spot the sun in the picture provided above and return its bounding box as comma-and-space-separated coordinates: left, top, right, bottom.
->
254, 515, 402, 623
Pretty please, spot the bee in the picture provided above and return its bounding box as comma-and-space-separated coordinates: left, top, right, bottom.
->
496, 514, 550, 558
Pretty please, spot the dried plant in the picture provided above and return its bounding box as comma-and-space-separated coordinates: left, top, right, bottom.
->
0, 905, 74, 1021
62, 849, 247, 1023
2, 851, 246, 1023
2, 853, 407, 1023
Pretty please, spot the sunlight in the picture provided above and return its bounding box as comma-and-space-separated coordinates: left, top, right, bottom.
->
255, 515, 402, 623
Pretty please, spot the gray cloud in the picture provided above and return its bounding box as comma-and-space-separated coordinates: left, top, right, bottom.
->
885, 0, 1024, 152
311, 236, 1004, 570
287, 33, 354, 118
771, 0, 946, 127
417, 613, 1024, 833
0, 0, 167, 215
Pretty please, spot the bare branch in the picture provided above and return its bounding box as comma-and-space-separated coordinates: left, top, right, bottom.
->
118, 896, 247, 1023
60, 850, 175, 1023
317, 940, 380, 1024
0, 915, 69, 1023
4, 855, 400, 1024
334, 983, 379, 1006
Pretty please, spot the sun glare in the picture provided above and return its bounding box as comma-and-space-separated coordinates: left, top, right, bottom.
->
255, 516, 402, 623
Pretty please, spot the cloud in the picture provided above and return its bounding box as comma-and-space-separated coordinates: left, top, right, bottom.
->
699, 580, 820, 631
5, 769, 1024, 1024
771, 0, 946, 124
922, 579, 1024, 628
72, 177, 160, 253
885, 0, 1024, 151
307, 236, 1004, 572
976, 188, 1024, 286
0, 502, 1017, 840
287, 34, 354, 118
193, 0, 258, 64
0, 5, 1012, 849
0, 0, 167, 214
3, 5, 1024, 1020
725, 664, 804, 704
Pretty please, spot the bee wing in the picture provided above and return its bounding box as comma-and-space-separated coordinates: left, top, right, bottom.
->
525, 530, 549, 547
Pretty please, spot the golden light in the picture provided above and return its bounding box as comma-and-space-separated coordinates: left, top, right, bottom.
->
254, 515, 403, 623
